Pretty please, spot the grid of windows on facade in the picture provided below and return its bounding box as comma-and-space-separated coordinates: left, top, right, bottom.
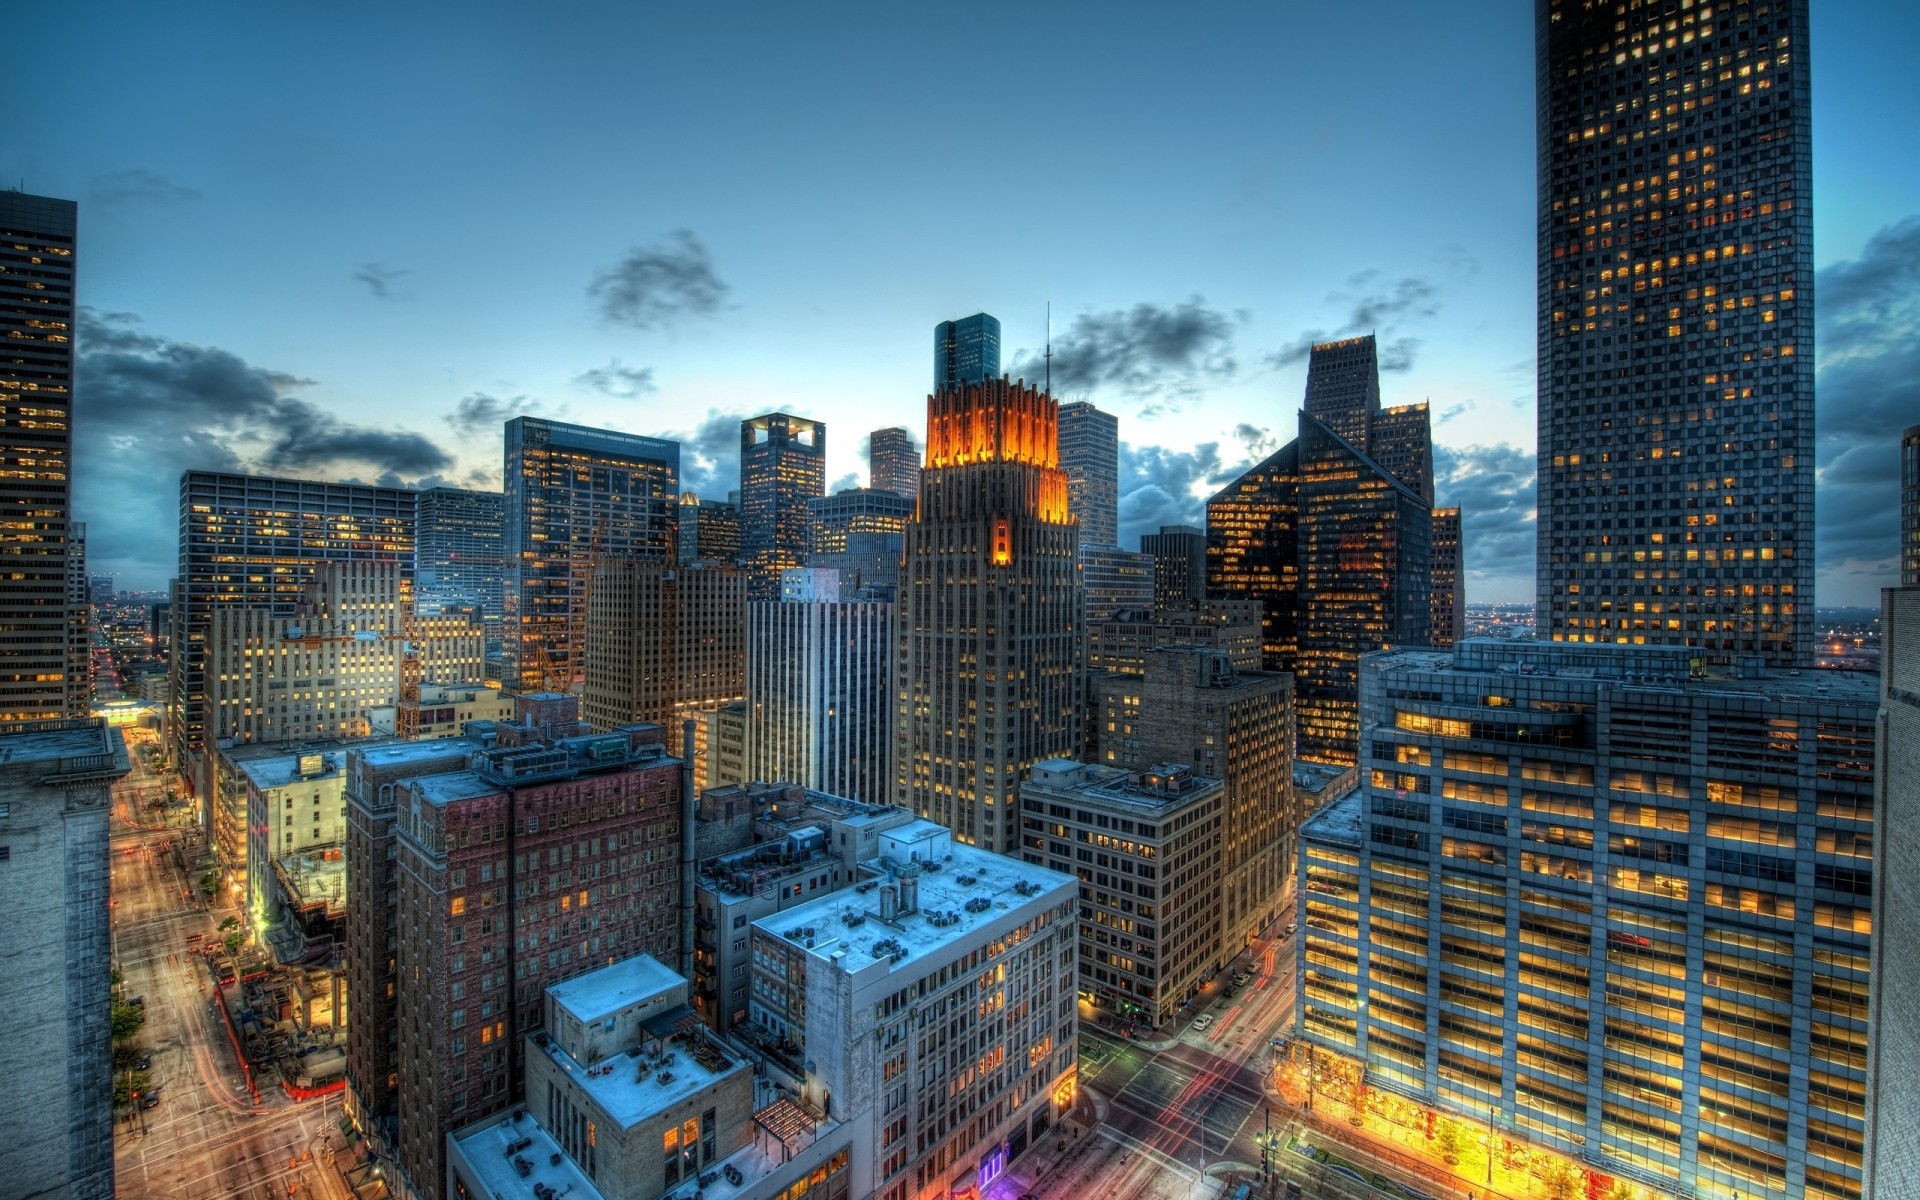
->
503, 418, 680, 694
1902, 424, 1919, 588
740, 414, 826, 602
1535, 0, 1814, 667
0, 192, 79, 724
1297, 644, 1873, 1200
1205, 443, 1300, 670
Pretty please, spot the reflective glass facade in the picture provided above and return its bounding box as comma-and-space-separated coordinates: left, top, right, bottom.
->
414, 486, 505, 641
1206, 441, 1300, 669
740, 413, 826, 602
806, 487, 913, 592
1535, 0, 1813, 666
933, 312, 1001, 393
502, 417, 679, 693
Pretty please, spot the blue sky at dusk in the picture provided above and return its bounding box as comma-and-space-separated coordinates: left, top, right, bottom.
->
14, 1, 1920, 604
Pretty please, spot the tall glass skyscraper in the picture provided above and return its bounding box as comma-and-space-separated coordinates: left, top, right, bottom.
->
502, 417, 678, 693
933, 312, 1002, 392
0, 191, 83, 725
414, 486, 505, 641
1535, 0, 1813, 666
739, 413, 826, 602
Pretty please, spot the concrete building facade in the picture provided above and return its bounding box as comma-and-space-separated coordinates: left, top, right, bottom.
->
1019, 760, 1222, 1026
1430, 507, 1465, 648
868, 426, 921, 501
167, 471, 415, 790
367, 699, 687, 1197
747, 821, 1081, 1200
1057, 401, 1120, 550
1296, 639, 1874, 1200
582, 558, 747, 734
1097, 646, 1297, 950
745, 572, 892, 804
1866, 585, 1920, 1199
0, 718, 128, 1200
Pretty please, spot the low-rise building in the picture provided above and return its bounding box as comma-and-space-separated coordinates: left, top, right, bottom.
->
241, 748, 347, 933
693, 787, 915, 1032
370, 682, 514, 739
448, 955, 853, 1200
747, 821, 1081, 1200
1019, 760, 1225, 1026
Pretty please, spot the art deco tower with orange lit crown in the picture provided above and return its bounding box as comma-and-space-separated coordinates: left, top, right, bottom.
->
894, 377, 1083, 853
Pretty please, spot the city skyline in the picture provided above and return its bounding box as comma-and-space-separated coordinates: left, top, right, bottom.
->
16, 2, 1918, 606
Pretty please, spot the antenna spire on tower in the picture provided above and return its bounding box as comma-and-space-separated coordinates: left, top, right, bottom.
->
1044, 301, 1052, 396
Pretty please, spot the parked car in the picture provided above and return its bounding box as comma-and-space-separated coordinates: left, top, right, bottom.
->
1191, 1014, 1214, 1031
139, 1093, 161, 1110
1284, 922, 1297, 936
136, 1054, 152, 1070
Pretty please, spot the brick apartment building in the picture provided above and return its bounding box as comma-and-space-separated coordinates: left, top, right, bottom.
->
342, 693, 687, 1198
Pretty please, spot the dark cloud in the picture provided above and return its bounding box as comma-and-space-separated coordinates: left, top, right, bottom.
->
1343, 274, 1439, 330
1008, 297, 1238, 401
827, 472, 861, 496
662, 409, 748, 499
1115, 439, 1271, 549
1434, 442, 1537, 599
588, 230, 728, 330
574, 360, 656, 399
88, 168, 200, 207
72, 311, 457, 586
353, 263, 409, 300
447, 392, 543, 437
1379, 337, 1421, 373
1265, 273, 1443, 375
1436, 401, 1472, 425
1812, 215, 1920, 601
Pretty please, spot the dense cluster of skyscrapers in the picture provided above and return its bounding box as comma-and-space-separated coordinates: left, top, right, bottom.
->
2, 5, 1913, 1200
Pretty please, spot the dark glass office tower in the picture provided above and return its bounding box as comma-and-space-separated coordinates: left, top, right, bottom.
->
1302, 335, 1381, 447
739, 413, 826, 602
1141, 524, 1207, 611
0, 191, 81, 724
1294, 416, 1430, 765
1536, 0, 1813, 666
502, 417, 678, 693
1207, 443, 1300, 670
934, 312, 1002, 392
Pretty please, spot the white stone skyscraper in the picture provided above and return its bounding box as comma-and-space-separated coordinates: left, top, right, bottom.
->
895, 377, 1082, 852
744, 568, 892, 803
1057, 400, 1120, 549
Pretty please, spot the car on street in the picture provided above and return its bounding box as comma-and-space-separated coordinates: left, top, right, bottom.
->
1284, 923, 1296, 936
1190, 1014, 1213, 1031
136, 1054, 152, 1070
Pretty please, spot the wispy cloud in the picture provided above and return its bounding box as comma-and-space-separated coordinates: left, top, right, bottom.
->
589, 230, 729, 330
574, 359, 656, 399
353, 263, 410, 300
88, 168, 201, 207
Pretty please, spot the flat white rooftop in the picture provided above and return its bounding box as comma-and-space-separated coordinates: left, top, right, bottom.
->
535, 1022, 747, 1130
240, 752, 344, 791
754, 842, 1075, 976
450, 1107, 606, 1200
549, 954, 684, 1027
